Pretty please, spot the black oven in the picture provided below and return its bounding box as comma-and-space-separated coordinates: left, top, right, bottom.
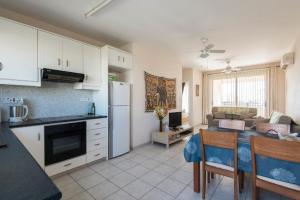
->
45, 121, 86, 166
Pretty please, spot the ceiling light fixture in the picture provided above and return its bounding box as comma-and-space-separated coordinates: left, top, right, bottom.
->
84, 0, 113, 18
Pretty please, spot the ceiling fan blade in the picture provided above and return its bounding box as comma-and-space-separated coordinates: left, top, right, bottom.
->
205, 44, 214, 50
209, 50, 226, 53
200, 53, 209, 58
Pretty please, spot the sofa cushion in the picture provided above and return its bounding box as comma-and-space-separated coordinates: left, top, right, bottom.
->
269, 111, 284, 124
213, 112, 225, 119
232, 114, 242, 120
278, 115, 292, 125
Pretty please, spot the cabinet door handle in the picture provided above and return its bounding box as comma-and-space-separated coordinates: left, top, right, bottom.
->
95, 133, 100, 136
0, 62, 3, 71
123, 57, 125, 62
95, 123, 101, 125
38, 133, 41, 141
64, 163, 72, 167
58, 58, 61, 66
94, 154, 100, 157
95, 143, 100, 146
66, 60, 69, 67
85, 74, 88, 80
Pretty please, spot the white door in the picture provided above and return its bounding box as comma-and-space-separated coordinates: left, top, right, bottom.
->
108, 47, 120, 67
62, 38, 83, 73
112, 82, 130, 106
38, 31, 63, 70
83, 44, 101, 87
12, 126, 44, 168
0, 18, 38, 82
112, 106, 130, 157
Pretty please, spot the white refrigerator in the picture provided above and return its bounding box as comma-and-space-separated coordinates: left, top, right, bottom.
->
108, 81, 130, 159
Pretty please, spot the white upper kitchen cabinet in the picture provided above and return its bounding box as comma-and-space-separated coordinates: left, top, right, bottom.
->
62, 38, 83, 73
108, 46, 132, 70
74, 44, 101, 90
0, 18, 40, 86
38, 31, 63, 70
38, 30, 83, 74
12, 126, 44, 168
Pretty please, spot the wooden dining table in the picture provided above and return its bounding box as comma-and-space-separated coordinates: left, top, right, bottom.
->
183, 127, 300, 193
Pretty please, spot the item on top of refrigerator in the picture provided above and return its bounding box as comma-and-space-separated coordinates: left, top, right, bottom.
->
108, 73, 118, 81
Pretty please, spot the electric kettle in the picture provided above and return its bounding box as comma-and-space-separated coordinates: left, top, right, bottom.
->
9, 105, 29, 122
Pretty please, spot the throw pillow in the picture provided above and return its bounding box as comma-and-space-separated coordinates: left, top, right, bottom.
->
232, 114, 241, 120
269, 111, 284, 124
214, 112, 225, 119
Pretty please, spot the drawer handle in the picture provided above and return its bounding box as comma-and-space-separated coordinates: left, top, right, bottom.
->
94, 154, 100, 157
95, 143, 101, 146
64, 163, 72, 167
95, 133, 101, 136
95, 123, 101, 125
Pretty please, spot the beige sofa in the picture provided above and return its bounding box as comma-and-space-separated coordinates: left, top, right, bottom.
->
206, 107, 257, 127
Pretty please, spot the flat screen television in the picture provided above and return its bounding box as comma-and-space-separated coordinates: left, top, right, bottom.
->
169, 112, 182, 129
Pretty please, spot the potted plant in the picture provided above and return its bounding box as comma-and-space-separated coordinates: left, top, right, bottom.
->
154, 106, 168, 132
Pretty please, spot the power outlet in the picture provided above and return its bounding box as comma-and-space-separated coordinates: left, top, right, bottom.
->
2, 97, 24, 104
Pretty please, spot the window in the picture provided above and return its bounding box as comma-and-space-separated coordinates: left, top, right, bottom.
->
182, 82, 189, 113
211, 70, 268, 117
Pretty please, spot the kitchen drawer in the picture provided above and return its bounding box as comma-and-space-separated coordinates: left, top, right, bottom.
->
87, 128, 107, 141
86, 148, 107, 163
87, 138, 107, 152
87, 119, 107, 130
45, 155, 86, 176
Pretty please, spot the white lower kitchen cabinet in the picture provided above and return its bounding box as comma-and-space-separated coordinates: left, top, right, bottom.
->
0, 17, 40, 87
45, 155, 86, 176
12, 126, 44, 168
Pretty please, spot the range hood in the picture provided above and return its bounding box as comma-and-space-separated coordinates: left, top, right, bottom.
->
42, 68, 85, 83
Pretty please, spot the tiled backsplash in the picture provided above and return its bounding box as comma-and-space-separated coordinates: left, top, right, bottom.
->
0, 82, 93, 121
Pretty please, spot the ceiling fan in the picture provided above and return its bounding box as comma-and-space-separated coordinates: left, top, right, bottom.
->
199, 37, 226, 58
222, 60, 241, 73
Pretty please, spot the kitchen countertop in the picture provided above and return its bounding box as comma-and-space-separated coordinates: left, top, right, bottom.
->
0, 122, 62, 200
9, 114, 108, 128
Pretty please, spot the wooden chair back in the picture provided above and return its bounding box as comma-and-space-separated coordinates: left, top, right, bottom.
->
200, 129, 238, 150
219, 119, 245, 131
251, 136, 300, 164
256, 122, 290, 135
250, 136, 300, 199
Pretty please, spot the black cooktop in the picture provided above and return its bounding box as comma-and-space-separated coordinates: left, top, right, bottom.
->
9, 115, 107, 128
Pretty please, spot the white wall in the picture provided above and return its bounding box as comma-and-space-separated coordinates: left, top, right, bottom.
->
286, 35, 300, 123
123, 43, 182, 147
182, 68, 202, 126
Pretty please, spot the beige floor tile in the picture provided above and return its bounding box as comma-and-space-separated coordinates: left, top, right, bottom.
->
170, 169, 193, 185
141, 188, 174, 200
140, 159, 161, 169
109, 172, 137, 188
88, 180, 119, 200
126, 165, 150, 178
69, 167, 96, 180
114, 159, 138, 171
153, 164, 177, 176
105, 190, 136, 200
98, 166, 122, 179
68, 191, 95, 200
140, 171, 167, 186
89, 161, 115, 173
157, 178, 186, 197
77, 173, 106, 189
123, 180, 153, 199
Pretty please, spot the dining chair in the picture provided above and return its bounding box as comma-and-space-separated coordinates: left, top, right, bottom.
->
200, 129, 242, 200
251, 136, 300, 200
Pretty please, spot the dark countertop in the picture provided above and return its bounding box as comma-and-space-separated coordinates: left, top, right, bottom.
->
9, 114, 108, 128
0, 122, 62, 200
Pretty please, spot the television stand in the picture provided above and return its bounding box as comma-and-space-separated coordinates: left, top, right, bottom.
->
151, 124, 194, 148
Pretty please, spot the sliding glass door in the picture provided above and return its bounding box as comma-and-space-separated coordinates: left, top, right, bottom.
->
211, 69, 268, 117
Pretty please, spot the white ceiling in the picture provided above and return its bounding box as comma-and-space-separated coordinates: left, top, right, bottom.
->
1, 0, 300, 70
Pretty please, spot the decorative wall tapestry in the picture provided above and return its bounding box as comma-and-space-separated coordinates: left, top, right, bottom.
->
144, 71, 176, 112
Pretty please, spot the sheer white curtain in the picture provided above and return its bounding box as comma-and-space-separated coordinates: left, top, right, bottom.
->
203, 68, 269, 124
